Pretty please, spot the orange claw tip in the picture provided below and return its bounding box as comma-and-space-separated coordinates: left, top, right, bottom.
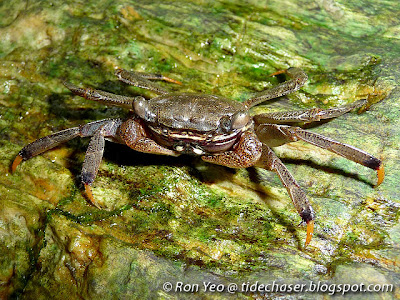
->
84, 184, 104, 209
375, 164, 385, 188
305, 220, 314, 247
269, 69, 287, 77
162, 76, 182, 85
84, 184, 96, 205
11, 155, 23, 173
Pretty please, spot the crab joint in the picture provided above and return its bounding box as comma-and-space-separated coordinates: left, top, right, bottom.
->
11, 155, 23, 173
305, 220, 314, 247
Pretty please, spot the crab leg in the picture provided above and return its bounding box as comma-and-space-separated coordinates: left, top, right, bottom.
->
256, 124, 384, 186
81, 128, 105, 207
12, 119, 122, 206
200, 132, 315, 245
12, 127, 80, 172
127, 71, 182, 85
12, 119, 119, 170
245, 68, 308, 109
254, 99, 366, 124
80, 119, 122, 207
256, 145, 314, 247
64, 82, 141, 110
115, 68, 181, 95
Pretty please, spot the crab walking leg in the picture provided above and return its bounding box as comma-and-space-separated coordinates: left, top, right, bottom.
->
64, 82, 140, 110
12, 127, 80, 172
256, 124, 384, 186
81, 128, 108, 207
256, 145, 314, 246
245, 68, 308, 109
128, 71, 182, 85
12, 120, 120, 170
12, 119, 122, 204
80, 119, 122, 207
82, 129, 105, 207
254, 99, 367, 124
115, 69, 175, 95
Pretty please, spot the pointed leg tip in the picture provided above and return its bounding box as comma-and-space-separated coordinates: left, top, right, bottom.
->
269, 69, 287, 77
84, 184, 102, 209
11, 155, 23, 173
162, 76, 182, 85
84, 184, 93, 200
375, 164, 384, 187
305, 220, 314, 247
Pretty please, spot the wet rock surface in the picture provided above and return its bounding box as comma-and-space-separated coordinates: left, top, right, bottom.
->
0, 1, 399, 299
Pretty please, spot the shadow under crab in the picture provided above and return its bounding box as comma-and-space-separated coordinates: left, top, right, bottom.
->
12, 67, 384, 247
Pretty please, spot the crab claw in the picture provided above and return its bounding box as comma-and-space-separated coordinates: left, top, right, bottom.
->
11, 154, 23, 173
375, 164, 384, 187
305, 220, 314, 247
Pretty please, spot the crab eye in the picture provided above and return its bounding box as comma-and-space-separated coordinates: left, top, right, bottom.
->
219, 111, 250, 133
231, 111, 250, 129
133, 97, 156, 122
219, 116, 231, 133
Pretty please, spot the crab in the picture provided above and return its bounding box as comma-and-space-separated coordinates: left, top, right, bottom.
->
12, 67, 384, 246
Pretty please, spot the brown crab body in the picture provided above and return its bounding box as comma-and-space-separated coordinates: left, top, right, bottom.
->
136, 93, 252, 155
